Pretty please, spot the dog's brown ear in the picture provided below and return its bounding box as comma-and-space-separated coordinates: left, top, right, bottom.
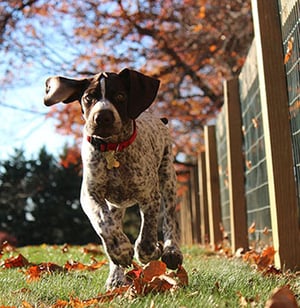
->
118, 68, 160, 119
44, 76, 90, 106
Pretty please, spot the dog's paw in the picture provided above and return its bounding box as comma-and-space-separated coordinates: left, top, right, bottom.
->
105, 265, 127, 290
135, 241, 163, 264
161, 245, 183, 270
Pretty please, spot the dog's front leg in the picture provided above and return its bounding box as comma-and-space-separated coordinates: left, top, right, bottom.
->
81, 189, 133, 289
135, 193, 162, 264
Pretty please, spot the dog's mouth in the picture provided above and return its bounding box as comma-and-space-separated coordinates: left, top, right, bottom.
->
85, 122, 122, 141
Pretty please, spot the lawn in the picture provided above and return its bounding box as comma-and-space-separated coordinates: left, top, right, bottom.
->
0, 244, 299, 307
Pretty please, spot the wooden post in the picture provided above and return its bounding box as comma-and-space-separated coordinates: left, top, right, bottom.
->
252, 0, 300, 269
180, 190, 193, 246
190, 165, 201, 243
198, 152, 210, 244
224, 78, 249, 252
204, 126, 223, 248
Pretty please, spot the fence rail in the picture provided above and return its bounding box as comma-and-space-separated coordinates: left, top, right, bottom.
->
179, 0, 300, 270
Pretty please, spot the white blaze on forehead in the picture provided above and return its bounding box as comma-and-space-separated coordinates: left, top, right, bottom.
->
88, 72, 122, 125
100, 77, 106, 100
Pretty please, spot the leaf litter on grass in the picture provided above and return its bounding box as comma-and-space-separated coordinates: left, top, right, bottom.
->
0, 243, 188, 308
1, 242, 299, 308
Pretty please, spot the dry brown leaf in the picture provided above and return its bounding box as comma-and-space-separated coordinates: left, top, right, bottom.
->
26, 263, 64, 281
284, 37, 294, 64
2, 254, 29, 269
265, 285, 298, 308
21, 302, 34, 308
248, 222, 256, 234
82, 244, 103, 256
143, 260, 167, 282
177, 264, 189, 286
64, 260, 88, 271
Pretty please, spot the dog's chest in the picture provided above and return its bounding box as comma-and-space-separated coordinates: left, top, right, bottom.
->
85, 147, 158, 206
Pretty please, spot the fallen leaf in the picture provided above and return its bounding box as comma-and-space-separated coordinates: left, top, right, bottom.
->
64, 260, 88, 271
143, 261, 167, 282
82, 244, 103, 256
26, 263, 64, 281
61, 244, 69, 253
126, 262, 143, 282
177, 264, 189, 286
265, 285, 298, 308
257, 246, 276, 270
284, 37, 294, 64
263, 227, 269, 235
0, 241, 16, 254
248, 222, 256, 234
2, 254, 29, 269
21, 302, 34, 308
243, 249, 260, 265
51, 299, 69, 308
148, 274, 177, 293
88, 259, 107, 270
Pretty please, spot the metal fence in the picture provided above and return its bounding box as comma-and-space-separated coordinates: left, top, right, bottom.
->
278, 0, 300, 224
238, 49, 271, 242
190, 0, 300, 270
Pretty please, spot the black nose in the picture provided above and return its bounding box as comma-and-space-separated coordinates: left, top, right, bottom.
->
94, 110, 115, 126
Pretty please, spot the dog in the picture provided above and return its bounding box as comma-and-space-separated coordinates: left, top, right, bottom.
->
43, 68, 183, 289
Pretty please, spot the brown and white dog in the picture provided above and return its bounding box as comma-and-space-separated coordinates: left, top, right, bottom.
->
44, 68, 183, 289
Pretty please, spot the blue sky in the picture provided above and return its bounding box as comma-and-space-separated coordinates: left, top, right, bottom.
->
0, 79, 72, 160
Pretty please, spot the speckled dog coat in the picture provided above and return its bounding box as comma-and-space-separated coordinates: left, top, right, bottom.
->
44, 68, 183, 289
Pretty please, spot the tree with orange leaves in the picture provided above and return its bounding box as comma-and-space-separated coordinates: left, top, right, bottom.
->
0, 0, 253, 161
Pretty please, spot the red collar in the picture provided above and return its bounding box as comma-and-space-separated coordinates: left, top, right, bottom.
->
86, 121, 137, 152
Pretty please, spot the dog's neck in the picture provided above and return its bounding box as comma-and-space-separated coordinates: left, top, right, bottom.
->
86, 120, 137, 152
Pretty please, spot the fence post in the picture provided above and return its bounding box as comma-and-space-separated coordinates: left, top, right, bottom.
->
198, 152, 210, 244
224, 78, 249, 252
190, 165, 201, 243
252, 0, 300, 269
180, 189, 193, 246
204, 126, 223, 248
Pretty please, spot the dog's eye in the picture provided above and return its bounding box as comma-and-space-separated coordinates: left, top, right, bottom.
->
115, 93, 126, 103
83, 95, 94, 105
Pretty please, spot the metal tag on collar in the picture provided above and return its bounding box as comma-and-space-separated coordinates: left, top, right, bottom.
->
104, 151, 120, 169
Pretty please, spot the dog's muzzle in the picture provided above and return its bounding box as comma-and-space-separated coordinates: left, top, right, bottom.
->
94, 110, 115, 127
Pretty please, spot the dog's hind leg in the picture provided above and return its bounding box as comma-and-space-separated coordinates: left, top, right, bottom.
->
159, 145, 183, 270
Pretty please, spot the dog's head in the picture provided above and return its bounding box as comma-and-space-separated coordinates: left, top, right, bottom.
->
44, 68, 160, 139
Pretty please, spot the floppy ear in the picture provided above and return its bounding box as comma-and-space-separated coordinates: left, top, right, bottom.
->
118, 68, 160, 119
44, 76, 90, 106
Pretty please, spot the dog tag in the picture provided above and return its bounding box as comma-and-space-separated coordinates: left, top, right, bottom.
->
104, 151, 120, 169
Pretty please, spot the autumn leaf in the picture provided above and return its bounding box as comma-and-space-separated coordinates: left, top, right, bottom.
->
81, 243, 104, 256
126, 262, 143, 282
143, 260, 167, 282
64, 260, 88, 271
2, 254, 29, 269
21, 302, 34, 308
26, 263, 64, 281
176, 264, 189, 287
248, 222, 256, 234
265, 285, 298, 308
284, 37, 294, 64
51, 299, 69, 308
257, 246, 276, 270
243, 245, 277, 272
87, 259, 107, 270
0, 241, 16, 254
64, 259, 107, 272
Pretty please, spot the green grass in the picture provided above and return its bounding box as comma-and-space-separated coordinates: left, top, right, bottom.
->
0, 245, 299, 307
